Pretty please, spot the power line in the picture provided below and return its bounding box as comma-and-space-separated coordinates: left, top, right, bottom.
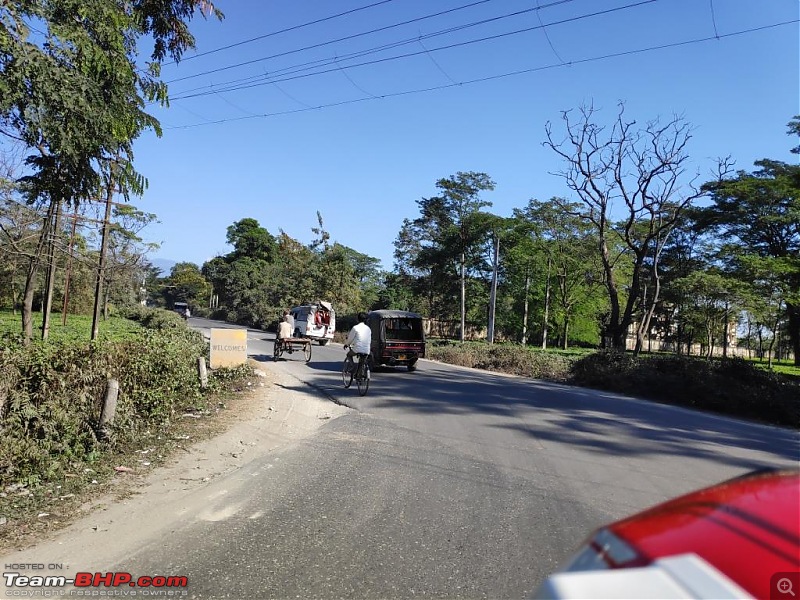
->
166, 0, 575, 85
165, 19, 798, 130
170, 0, 399, 64
709, 0, 721, 39
169, 1, 655, 101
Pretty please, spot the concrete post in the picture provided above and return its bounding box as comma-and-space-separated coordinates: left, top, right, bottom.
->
198, 357, 208, 389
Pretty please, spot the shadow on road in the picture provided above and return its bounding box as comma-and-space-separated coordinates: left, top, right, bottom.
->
297, 360, 799, 470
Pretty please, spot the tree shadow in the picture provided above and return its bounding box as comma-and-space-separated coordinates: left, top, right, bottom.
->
303, 362, 799, 470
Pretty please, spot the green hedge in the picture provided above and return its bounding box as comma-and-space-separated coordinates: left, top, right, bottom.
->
427, 341, 578, 380
570, 352, 800, 428
0, 307, 235, 489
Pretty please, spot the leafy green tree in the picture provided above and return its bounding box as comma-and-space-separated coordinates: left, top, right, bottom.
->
698, 159, 800, 364
271, 232, 316, 309
651, 209, 710, 354
394, 172, 495, 339
394, 216, 445, 317
672, 270, 746, 358
164, 262, 210, 309
101, 205, 160, 314
225, 218, 277, 262
306, 212, 382, 313
513, 198, 605, 348
789, 115, 800, 154
1, 0, 223, 340
502, 209, 548, 345
379, 272, 418, 312
333, 244, 383, 311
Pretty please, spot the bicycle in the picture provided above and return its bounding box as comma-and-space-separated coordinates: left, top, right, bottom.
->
342, 346, 370, 396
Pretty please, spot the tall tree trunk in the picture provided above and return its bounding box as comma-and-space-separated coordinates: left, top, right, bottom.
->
521, 265, 530, 345
91, 183, 115, 340
41, 202, 62, 340
21, 200, 58, 342
460, 251, 465, 343
634, 283, 647, 355
787, 302, 800, 366
103, 277, 111, 320
542, 257, 551, 350
599, 236, 623, 349
766, 311, 782, 370
722, 302, 729, 358
61, 213, 79, 325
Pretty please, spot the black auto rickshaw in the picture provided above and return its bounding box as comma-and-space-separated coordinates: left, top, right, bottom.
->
366, 310, 425, 371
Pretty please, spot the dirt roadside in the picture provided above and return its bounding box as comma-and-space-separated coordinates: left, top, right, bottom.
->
0, 359, 350, 576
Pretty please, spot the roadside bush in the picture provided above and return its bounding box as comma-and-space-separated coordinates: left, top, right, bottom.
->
570, 352, 800, 428
427, 341, 576, 380
119, 305, 186, 330
0, 325, 211, 489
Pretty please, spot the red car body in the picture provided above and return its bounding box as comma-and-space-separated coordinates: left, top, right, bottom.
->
536, 469, 800, 599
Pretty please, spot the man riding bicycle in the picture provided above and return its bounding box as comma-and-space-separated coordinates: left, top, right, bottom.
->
344, 312, 371, 373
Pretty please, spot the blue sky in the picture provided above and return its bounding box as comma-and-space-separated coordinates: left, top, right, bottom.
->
131, 0, 799, 273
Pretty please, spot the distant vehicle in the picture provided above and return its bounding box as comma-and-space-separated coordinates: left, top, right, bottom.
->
366, 310, 426, 371
290, 301, 335, 346
532, 468, 800, 599
173, 302, 190, 319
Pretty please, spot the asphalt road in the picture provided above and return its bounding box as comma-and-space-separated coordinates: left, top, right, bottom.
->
118, 319, 800, 598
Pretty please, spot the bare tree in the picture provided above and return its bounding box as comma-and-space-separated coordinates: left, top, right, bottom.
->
545, 102, 727, 352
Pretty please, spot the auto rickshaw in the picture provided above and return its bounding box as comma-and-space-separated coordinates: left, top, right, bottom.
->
366, 310, 425, 371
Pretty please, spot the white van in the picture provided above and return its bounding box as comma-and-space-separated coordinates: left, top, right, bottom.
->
290, 301, 335, 345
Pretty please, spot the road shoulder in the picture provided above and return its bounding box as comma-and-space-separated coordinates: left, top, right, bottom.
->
0, 360, 350, 574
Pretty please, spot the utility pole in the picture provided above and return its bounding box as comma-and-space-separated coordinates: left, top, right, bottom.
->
521, 264, 530, 345
487, 233, 500, 344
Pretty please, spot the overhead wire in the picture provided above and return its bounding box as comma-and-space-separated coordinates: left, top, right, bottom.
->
536, 0, 566, 64
709, 0, 721, 39
168, 0, 399, 64
164, 19, 799, 130
168, 1, 657, 101
165, 0, 576, 85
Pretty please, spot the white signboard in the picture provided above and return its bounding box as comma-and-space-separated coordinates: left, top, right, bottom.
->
210, 328, 247, 369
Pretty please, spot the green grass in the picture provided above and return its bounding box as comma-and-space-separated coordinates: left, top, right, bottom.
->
0, 309, 142, 342
743, 357, 800, 379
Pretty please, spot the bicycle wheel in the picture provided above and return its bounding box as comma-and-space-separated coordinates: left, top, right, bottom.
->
273, 339, 282, 361
342, 358, 353, 388
357, 363, 370, 396
303, 342, 312, 362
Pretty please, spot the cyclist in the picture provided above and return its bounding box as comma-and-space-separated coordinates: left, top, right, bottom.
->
344, 312, 371, 373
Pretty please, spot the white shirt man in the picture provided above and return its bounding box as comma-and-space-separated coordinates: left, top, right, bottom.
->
345, 314, 371, 355
278, 318, 293, 340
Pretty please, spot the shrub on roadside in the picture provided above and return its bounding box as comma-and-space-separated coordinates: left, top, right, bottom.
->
570, 352, 800, 428
426, 341, 576, 381
0, 313, 234, 491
